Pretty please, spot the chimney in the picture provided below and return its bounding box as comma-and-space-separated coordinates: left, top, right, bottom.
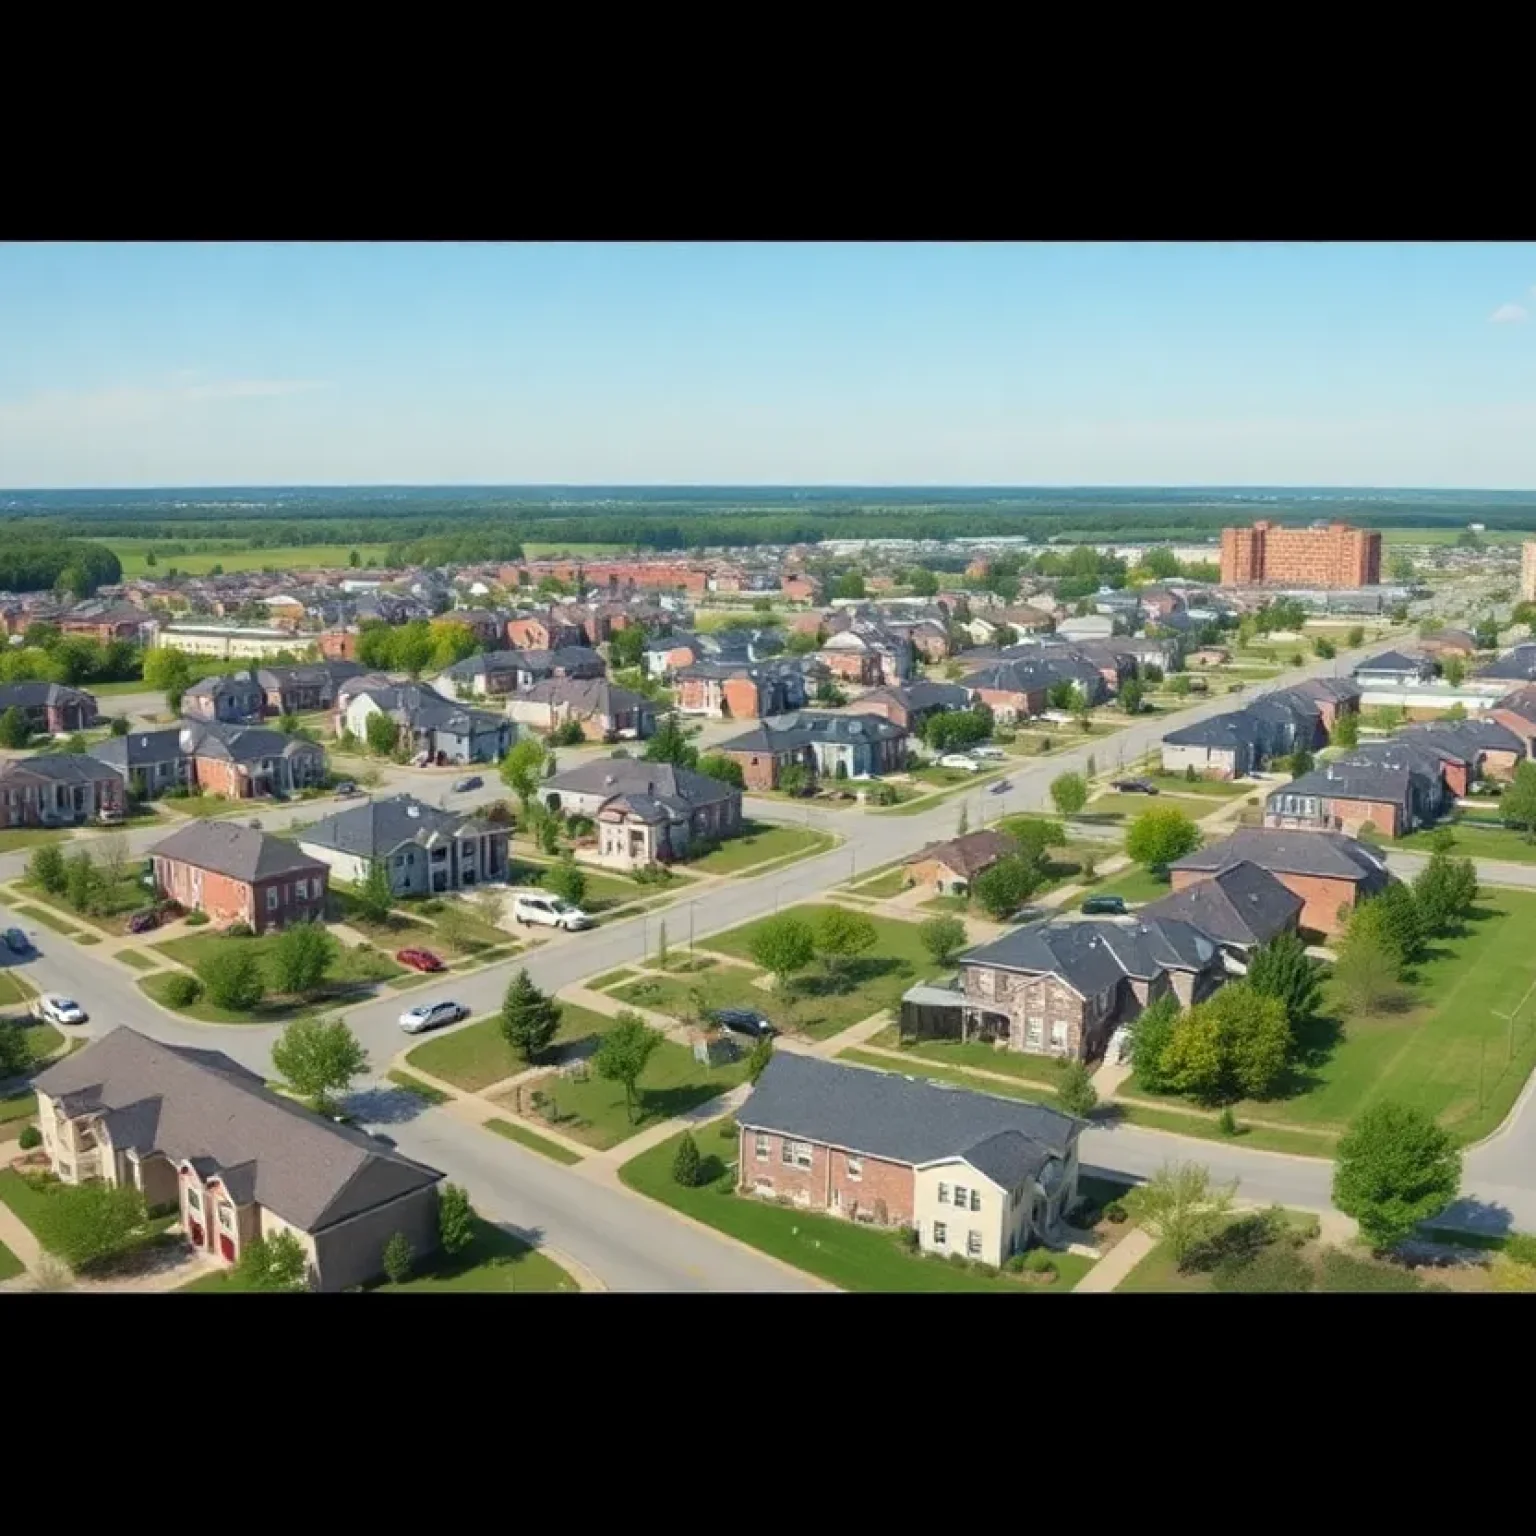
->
407, 804, 420, 818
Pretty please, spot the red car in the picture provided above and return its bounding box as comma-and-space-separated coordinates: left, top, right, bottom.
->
396, 948, 446, 974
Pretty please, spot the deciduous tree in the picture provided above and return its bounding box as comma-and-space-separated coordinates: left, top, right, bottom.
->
644, 713, 699, 768
749, 915, 817, 991
1129, 1161, 1236, 1266
1331, 710, 1360, 748
499, 969, 563, 1063
607, 625, 646, 670
364, 711, 400, 757
1244, 932, 1321, 1028
500, 736, 548, 807
545, 855, 588, 908
697, 753, 745, 788
1502, 760, 1536, 841
267, 921, 339, 998
1160, 983, 1292, 1103
1125, 806, 1201, 870
357, 858, 395, 925
198, 946, 267, 1012
1333, 1101, 1462, 1251
815, 905, 877, 981
27, 842, 67, 896
382, 1231, 415, 1284
972, 855, 1041, 921
746, 1035, 775, 1083
33, 1180, 148, 1274
438, 1183, 476, 1256
235, 1229, 310, 1291
594, 1010, 664, 1123
1050, 772, 1088, 816
271, 1016, 368, 1112
918, 914, 968, 967
1333, 912, 1406, 1016
1129, 994, 1180, 1092
1055, 1061, 1098, 1117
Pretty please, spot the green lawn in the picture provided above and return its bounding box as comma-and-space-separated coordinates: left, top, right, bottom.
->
0, 1233, 21, 1281
110, 539, 395, 578
11, 903, 84, 938
404, 1002, 617, 1092
0, 971, 37, 1007
113, 948, 160, 972
862, 1027, 1072, 1089
385, 1069, 451, 1105
587, 968, 638, 991
0, 827, 75, 853
181, 1216, 578, 1292
1396, 822, 1536, 866
620, 1120, 1092, 1293
1110, 1100, 1339, 1158
154, 929, 404, 989
1075, 864, 1176, 906
485, 1117, 585, 1164
1085, 792, 1221, 821
1142, 773, 1254, 798
18, 1020, 64, 1063
847, 867, 911, 899
159, 792, 266, 820
1117, 1211, 1331, 1294
686, 822, 835, 875
493, 1039, 750, 1150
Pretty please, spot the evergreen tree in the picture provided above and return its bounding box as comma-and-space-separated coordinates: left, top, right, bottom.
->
499, 970, 563, 1063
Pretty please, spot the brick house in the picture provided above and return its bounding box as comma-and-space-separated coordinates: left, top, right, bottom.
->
299, 794, 510, 895
256, 661, 379, 715
1169, 827, 1390, 936
903, 830, 1017, 896
849, 680, 971, 734
32, 1027, 443, 1291
716, 711, 910, 790
540, 759, 743, 869
318, 628, 360, 660
504, 678, 656, 741
1220, 519, 1382, 588
0, 681, 97, 735
150, 821, 330, 932
183, 672, 267, 724
57, 601, 158, 644
0, 755, 125, 828
90, 719, 326, 802
1139, 862, 1304, 959
780, 572, 822, 603
737, 1053, 1084, 1265
337, 683, 513, 765
509, 647, 608, 690
1399, 717, 1527, 782
436, 651, 528, 699
673, 660, 808, 719
1265, 763, 1418, 838
817, 624, 915, 686
505, 609, 586, 652
951, 916, 1227, 1062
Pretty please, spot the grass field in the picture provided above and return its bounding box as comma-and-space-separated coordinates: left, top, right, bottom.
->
621, 1120, 1092, 1292
1075, 864, 1176, 906
404, 1002, 617, 1092
109, 540, 395, 577
385, 1068, 451, 1105
1141, 774, 1255, 798
0, 1236, 21, 1282
1396, 821, 1536, 866
686, 822, 835, 875
485, 1117, 584, 1164
861, 1026, 1072, 1089
847, 867, 911, 899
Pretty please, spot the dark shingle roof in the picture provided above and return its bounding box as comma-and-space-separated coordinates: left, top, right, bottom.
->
1355, 649, 1431, 675
34, 1028, 442, 1233
1278, 762, 1413, 806
1169, 827, 1390, 885
0, 753, 119, 786
0, 681, 95, 711
960, 916, 1220, 995
300, 794, 495, 859
1139, 862, 1303, 947
716, 710, 908, 754
520, 677, 648, 717
905, 830, 1016, 879
1163, 711, 1264, 749
739, 1053, 1079, 1183
543, 758, 738, 809
1476, 645, 1536, 683
149, 821, 328, 883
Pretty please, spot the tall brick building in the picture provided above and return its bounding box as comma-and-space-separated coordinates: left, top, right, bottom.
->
1220, 520, 1381, 589
1521, 541, 1536, 603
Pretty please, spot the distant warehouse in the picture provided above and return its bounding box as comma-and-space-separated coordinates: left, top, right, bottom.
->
158, 624, 316, 661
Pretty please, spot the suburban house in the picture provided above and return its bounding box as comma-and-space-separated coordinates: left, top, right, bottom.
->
436, 650, 528, 699
255, 661, 380, 715
673, 660, 809, 719
0, 681, 97, 735
1265, 761, 1421, 839
183, 672, 268, 723
338, 682, 513, 764
1160, 712, 1268, 780
737, 1053, 1083, 1265
90, 719, 326, 801
1490, 685, 1536, 753
540, 759, 743, 869
643, 632, 707, 681
1475, 644, 1536, 686
32, 1028, 444, 1291
505, 608, 586, 652
817, 624, 916, 686
1416, 628, 1479, 659
1139, 862, 1304, 958
0, 754, 125, 828
510, 647, 608, 690
850, 680, 971, 733
950, 916, 1227, 1062
504, 678, 657, 741
299, 794, 510, 895
1354, 649, 1436, 688
716, 711, 910, 789
1398, 717, 1528, 781
150, 821, 330, 933
902, 830, 1017, 896
57, 601, 158, 644
1168, 827, 1390, 935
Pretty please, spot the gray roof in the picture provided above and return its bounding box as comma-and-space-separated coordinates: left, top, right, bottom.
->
300, 793, 497, 859
1169, 827, 1391, 885
516, 646, 607, 675
34, 1028, 442, 1233
1139, 862, 1303, 948
716, 709, 908, 755
1278, 761, 1414, 806
149, 821, 328, 883
739, 1053, 1079, 1187
1476, 645, 1536, 683
0, 753, 119, 786
439, 650, 526, 680
1355, 649, 1432, 675
1163, 711, 1264, 749
1400, 718, 1526, 757
854, 681, 971, 715
348, 683, 507, 737
90, 727, 183, 768
961, 915, 1220, 996
185, 673, 264, 701
519, 677, 650, 717
543, 757, 738, 810
0, 681, 95, 711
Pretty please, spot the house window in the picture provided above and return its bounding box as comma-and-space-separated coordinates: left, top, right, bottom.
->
186, 1187, 202, 1212
1050, 1020, 1067, 1050
781, 1140, 812, 1169
969, 1189, 982, 1212
937, 1182, 950, 1204
1027, 1017, 1044, 1047
217, 1204, 234, 1233
932, 1222, 948, 1246
846, 1156, 863, 1182
754, 1133, 769, 1161
967, 1231, 983, 1257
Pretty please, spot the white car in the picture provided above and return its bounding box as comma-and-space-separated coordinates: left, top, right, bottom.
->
970, 746, 1007, 761
512, 893, 593, 931
37, 994, 87, 1026
937, 753, 984, 772
398, 999, 468, 1035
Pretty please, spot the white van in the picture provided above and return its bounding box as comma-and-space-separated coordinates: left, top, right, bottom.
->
512, 893, 593, 931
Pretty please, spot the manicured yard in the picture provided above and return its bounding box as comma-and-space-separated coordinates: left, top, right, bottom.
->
491, 1039, 750, 1150
158, 792, 262, 819
0, 971, 37, 1007
114, 948, 160, 971
847, 867, 911, 899
627, 904, 945, 1041
485, 1116, 585, 1164
15, 868, 151, 936
1074, 863, 1177, 906
11, 902, 84, 938
385, 1069, 451, 1105
620, 1120, 1093, 1293
0, 828, 74, 853
837, 1048, 1057, 1104
1085, 792, 1221, 821
1142, 773, 1254, 798
0, 1167, 55, 1236
0, 1086, 36, 1136
686, 822, 835, 875
587, 968, 638, 991
1109, 1100, 1339, 1158
862, 1027, 1072, 1089
18, 1020, 64, 1062
0, 1235, 21, 1281
1396, 821, 1536, 866
404, 1002, 618, 1092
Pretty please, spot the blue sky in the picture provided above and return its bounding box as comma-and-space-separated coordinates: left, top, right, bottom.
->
2, 242, 1535, 488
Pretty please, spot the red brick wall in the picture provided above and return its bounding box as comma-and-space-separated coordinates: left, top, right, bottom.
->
724, 748, 782, 790
822, 650, 878, 683
971, 685, 1045, 721
319, 630, 359, 660
194, 758, 251, 799
506, 617, 550, 650
674, 676, 718, 714
737, 1128, 914, 1225
721, 676, 763, 719
1220, 520, 1381, 588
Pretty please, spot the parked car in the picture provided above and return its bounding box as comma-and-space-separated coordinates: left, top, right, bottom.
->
398, 999, 468, 1035
3, 928, 29, 954
1110, 779, 1159, 795
247, 818, 263, 829
512, 893, 593, 931
396, 947, 446, 973
989, 779, 1012, 795
37, 993, 88, 1026
710, 1008, 777, 1041
938, 753, 984, 772
334, 781, 359, 798
452, 775, 484, 792
126, 909, 161, 934
971, 746, 1008, 761
97, 807, 125, 825
1080, 895, 1128, 915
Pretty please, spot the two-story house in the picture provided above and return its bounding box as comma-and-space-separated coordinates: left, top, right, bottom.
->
0, 681, 97, 735
0, 754, 125, 828
337, 682, 513, 764
298, 794, 510, 895
150, 821, 330, 933
715, 710, 910, 790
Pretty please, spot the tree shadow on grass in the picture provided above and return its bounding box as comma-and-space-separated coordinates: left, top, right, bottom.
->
1424, 1196, 1516, 1241
795, 955, 907, 1001
638, 1080, 738, 1124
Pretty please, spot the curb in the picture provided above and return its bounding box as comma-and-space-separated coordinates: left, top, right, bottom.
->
543, 1244, 609, 1293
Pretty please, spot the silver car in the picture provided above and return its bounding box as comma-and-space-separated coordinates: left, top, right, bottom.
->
37, 993, 88, 1026
398, 999, 468, 1035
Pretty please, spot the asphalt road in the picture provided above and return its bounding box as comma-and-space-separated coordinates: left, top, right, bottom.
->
11, 621, 1536, 1279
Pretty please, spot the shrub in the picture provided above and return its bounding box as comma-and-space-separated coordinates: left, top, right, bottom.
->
1504, 1232, 1536, 1266
1318, 1249, 1421, 1292
109, 716, 129, 736
382, 1231, 414, 1285
1212, 1244, 1314, 1293
1104, 1201, 1128, 1224
1180, 1212, 1285, 1274
972, 1261, 1000, 1279
895, 1225, 919, 1252
1004, 1252, 1028, 1273
183, 910, 209, 927
946, 1251, 971, 1270
225, 921, 253, 938
1022, 1248, 1056, 1274
1218, 1106, 1238, 1136
18, 1125, 41, 1150
1294, 1214, 1322, 1244
162, 973, 203, 1008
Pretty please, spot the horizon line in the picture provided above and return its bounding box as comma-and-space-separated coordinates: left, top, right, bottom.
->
4, 482, 1536, 496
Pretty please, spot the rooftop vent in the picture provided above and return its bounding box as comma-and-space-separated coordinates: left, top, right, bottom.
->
406, 805, 420, 818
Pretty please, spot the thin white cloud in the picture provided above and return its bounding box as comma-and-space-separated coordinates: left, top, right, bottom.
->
0, 376, 328, 431
1490, 302, 1528, 324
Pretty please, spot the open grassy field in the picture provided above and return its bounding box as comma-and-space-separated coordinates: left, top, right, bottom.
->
1395, 821, 1536, 866
620, 1120, 1092, 1293
686, 822, 836, 875
109, 540, 395, 577
404, 1001, 616, 1092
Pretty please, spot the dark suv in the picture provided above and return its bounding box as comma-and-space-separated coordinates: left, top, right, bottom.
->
1080, 895, 1128, 916
710, 1008, 777, 1041
1110, 779, 1159, 795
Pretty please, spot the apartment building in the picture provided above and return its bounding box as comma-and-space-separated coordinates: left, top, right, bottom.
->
1219, 520, 1382, 589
